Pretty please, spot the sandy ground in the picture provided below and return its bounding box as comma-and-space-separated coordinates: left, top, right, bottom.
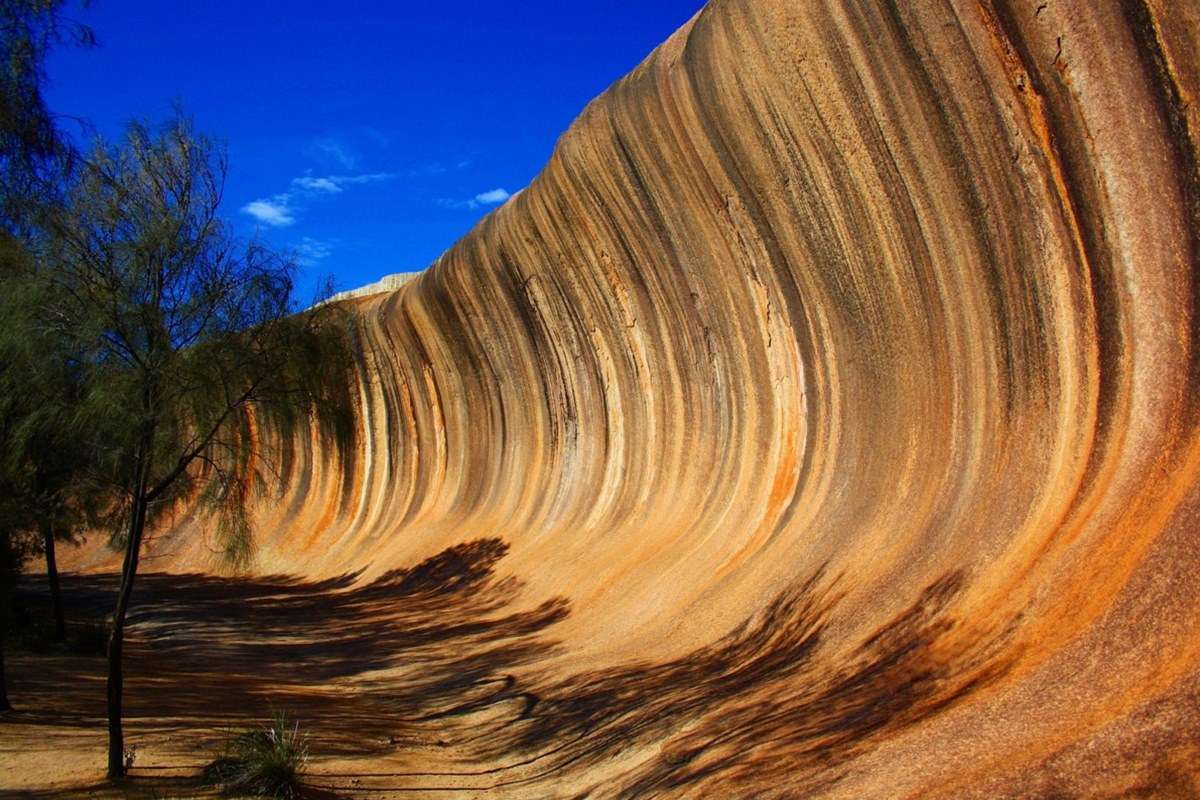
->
5, 0, 1200, 796
1, 556, 582, 799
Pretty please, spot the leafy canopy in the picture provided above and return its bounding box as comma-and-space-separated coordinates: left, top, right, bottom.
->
25, 114, 357, 565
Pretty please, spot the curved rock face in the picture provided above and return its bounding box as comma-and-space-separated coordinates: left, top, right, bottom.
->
116, 1, 1200, 796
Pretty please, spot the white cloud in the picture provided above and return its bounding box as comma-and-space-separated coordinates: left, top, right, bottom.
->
241, 197, 294, 227
311, 138, 357, 169
437, 187, 513, 210
295, 237, 332, 266
292, 176, 343, 193
291, 172, 396, 194
474, 188, 510, 204
244, 172, 398, 228
336, 172, 396, 185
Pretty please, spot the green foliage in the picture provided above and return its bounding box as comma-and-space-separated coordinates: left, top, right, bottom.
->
0, 0, 93, 231
203, 712, 310, 799
0, 201, 116, 599
0, 0, 100, 590
0, 261, 103, 530
0, 106, 358, 766
29, 111, 358, 565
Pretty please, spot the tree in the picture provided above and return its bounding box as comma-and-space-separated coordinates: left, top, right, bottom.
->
0, 493, 38, 713
0, 0, 97, 698
2, 254, 98, 645
1, 0, 93, 232
0, 406, 41, 713
35, 113, 356, 778
0, 274, 93, 644
0, 232, 62, 713
0, 357, 84, 705
0, 191, 108, 716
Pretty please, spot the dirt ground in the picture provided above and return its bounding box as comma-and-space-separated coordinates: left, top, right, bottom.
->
0, 541, 583, 799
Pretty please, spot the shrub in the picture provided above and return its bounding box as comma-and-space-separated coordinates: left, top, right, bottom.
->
202, 712, 309, 799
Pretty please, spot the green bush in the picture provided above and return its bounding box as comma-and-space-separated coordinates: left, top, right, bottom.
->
202, 712, 309, 799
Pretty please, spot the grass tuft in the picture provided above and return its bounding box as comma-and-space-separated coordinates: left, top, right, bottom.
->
202, 711, 309, 799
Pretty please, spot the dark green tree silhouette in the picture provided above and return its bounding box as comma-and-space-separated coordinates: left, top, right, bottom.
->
1, 0, 93, 231
0, 0, 95, 712
34, 113, 357, 778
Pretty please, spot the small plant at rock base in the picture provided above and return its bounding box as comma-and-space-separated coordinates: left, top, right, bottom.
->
202, 712, 309, 799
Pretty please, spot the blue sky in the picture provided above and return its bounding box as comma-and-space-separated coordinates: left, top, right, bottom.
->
45, 1, 704, 302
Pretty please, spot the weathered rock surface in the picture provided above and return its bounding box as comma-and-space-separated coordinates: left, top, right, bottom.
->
323, 270, 422, 304
71, 1, 1200, 796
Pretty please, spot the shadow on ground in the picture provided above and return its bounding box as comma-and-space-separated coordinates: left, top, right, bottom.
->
5, 538, 567, 797
4, 540, 1015, 798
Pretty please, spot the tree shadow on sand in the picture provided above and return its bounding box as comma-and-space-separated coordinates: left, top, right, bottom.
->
8, 540, 1018, 798
415, 569, 1020, 798
9, 538, 569, 769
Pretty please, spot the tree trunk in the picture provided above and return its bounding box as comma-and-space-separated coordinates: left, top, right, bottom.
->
0, 616, 9, 713
106, 428, 152, 781
106, 489, 147, 779
41, 521, 65, 642
0, 529, 14, 713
